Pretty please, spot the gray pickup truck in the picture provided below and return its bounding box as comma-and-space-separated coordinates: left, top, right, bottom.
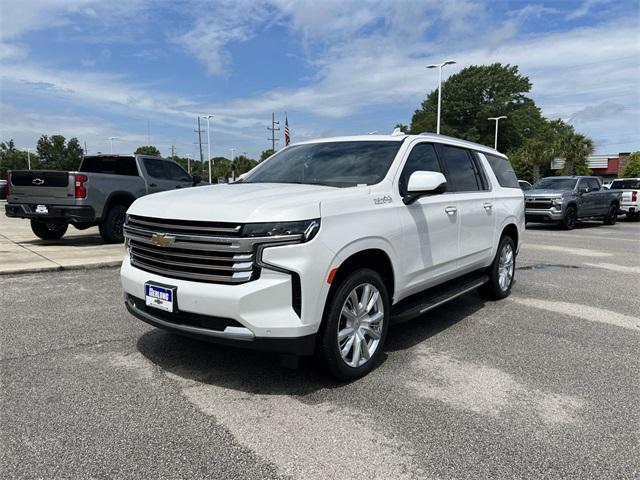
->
525, 176, 621, 229
5, 154, 201, 242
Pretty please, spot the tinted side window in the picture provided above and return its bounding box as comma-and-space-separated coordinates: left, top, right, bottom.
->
164, 161, 191, 182
485, 153, 519, 188
399, 143, 441, 195
438, 145, 480, 192
143, 158, 166, 179
587, 178, 600, 191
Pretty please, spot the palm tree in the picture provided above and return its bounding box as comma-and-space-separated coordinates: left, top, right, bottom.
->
559, 132, 594, 176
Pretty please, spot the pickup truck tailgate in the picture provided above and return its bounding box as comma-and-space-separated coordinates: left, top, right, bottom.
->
9, 171, 74, 202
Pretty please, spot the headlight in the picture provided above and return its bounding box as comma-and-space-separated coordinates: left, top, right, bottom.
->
242, 219, 320, 242
552, 198, 563, 208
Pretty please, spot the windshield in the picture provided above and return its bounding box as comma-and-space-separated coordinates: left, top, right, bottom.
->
611, 179, 640, 189
532, 178, 578, 190
242, 141, 402, 187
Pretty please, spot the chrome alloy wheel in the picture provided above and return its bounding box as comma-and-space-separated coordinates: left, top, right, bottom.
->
337, 283, 384, 368
498, 242, 515, 291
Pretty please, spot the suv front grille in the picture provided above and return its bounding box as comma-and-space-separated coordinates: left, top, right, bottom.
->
526, 198, 553, 209
125, 215, 256, 284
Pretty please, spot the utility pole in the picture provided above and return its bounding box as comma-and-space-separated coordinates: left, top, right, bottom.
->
170, 144, 176, 160
84, 141, 88, 155
267, 112, 280, 151
195, 117, 204, 174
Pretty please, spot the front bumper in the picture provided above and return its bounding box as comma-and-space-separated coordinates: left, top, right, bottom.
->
5, 203, 95, 222
525, 208, 564, 222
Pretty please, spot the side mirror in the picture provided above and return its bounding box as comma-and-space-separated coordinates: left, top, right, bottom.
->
192, 174, 202, 185
403, 171, 447, 205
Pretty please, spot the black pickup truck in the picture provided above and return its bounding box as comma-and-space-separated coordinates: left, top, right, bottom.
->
524, 176, 622, 229
5, 155, 202, 242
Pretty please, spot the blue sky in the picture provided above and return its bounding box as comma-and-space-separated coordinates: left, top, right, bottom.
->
0, 0, 638, 159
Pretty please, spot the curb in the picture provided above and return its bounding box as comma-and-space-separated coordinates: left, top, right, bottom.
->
0, 260, 122, 276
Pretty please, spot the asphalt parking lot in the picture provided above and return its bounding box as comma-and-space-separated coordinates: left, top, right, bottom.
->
1, 220, 639, 479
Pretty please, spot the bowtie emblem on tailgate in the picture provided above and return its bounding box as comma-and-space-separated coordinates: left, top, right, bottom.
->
32, 178, 45, 185
150, 233, 176, 247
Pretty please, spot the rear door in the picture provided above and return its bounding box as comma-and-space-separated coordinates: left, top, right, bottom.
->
435, 144, 495, 270
142, 158, 192, 193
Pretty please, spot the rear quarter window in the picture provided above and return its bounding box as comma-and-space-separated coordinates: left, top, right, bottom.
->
484, 153, 519, 189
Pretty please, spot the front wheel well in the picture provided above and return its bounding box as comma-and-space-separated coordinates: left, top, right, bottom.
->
329, 249, 395, 303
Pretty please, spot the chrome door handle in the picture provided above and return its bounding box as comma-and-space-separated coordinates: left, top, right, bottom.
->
445, 206, 457, 215
483, 202, 493, 210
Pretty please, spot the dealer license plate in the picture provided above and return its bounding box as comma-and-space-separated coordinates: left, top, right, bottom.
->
145, 283, 175, 313
35, 204, 48, 214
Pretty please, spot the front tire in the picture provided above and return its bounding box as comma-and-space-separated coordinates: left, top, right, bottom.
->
561, 206, 577, 230
316, 269, 390, 380
30, 220, 68, 240
99, 204, 127, 243
479, 235, 515, 300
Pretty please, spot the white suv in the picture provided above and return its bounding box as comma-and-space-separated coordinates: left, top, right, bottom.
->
121, 133, 524, 379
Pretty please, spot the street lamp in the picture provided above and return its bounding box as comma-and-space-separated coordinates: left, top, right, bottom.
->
201, 114, 214, 183
108, 137, 118, 154
186, 154, 192, 174
488, 116, 507, 150
26, 148, 32, 170
426, 59, 456, 134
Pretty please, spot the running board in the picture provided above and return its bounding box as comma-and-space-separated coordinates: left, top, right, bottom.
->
391, 273, 489, 325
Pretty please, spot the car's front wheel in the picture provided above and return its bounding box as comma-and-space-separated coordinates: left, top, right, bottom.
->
316, 268, 390, 380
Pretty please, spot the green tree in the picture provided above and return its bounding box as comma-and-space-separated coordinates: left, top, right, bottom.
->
211, 157, 233, 182
622, 151, 640, 177
394, 123, 409, 133
36, 135, 84, 170
558, 132, 593, 176
509, 136, 555, 182
260, 149, 275, 162
233, 155, 258, 176
0, 140, 41, 177
134, 145, 161, 156
410, 63, 545, 152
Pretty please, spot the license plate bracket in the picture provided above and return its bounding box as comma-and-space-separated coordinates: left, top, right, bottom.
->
144, 283, 176, 313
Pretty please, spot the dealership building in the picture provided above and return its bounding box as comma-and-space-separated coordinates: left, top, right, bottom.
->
551, 152, 632, 179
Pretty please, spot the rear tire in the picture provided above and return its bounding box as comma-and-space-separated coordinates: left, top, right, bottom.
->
316, 268, 390, 381
99, 204, 127, 243
30, 220, 68, 240
603, 204, 618, 225
479, 235, 515, 300
561, 206, 577, 230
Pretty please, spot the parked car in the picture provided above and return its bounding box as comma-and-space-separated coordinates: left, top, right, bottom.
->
5, 155, 202, 242
518, 180, 532, 191
0, 179, 7, 199
121, 133, 525, 380
610, 178, 640, 221
525, 176, 621, 229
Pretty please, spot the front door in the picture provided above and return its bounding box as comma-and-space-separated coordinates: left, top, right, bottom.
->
397, 142, 460, 295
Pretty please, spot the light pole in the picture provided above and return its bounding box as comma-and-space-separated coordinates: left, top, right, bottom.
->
426, 59, 456, 134
186, 154, 192, 174
201, 114, 214, 183
108, 137, 118, 154
488, 116, 507, 150
26, 148, 31, 170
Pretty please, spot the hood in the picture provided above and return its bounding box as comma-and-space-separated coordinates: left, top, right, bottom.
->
128, 182, 369, 222
525, 189, 569, 197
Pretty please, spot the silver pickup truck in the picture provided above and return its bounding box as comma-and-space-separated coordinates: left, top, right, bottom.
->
5, 154, 201, 242
525, 176, 622, 230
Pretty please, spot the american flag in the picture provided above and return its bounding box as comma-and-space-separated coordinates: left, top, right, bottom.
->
284, 113, 291, 146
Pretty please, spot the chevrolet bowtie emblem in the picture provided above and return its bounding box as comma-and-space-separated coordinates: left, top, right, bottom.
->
150, 233, 176, 247
32, 178, 45, 185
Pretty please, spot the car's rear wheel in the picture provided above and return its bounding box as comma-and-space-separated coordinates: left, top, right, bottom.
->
603, 204, 618, 225
30, 220, 68, 240
99, 204, 127, 243
562, 206, 577, 230
479, 235, 515, 300
316, 269, 389, 380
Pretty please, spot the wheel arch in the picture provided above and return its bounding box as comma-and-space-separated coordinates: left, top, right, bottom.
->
102, 191, 136, 220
